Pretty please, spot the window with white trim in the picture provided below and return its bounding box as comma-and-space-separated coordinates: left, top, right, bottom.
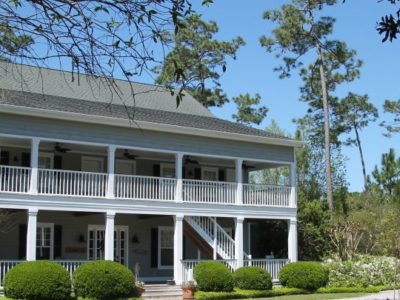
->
36, 223, 54, 259
158, 226, 173, 269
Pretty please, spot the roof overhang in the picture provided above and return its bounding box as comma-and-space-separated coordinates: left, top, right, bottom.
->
0, 104, 304, 148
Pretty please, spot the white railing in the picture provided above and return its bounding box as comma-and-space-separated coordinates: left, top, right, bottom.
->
243, 184, 291, 207
182, 259, 289, 283
244, 259, 290, 282
38, 169, 108, 197
183, 179, 236, 204
0, 166, 31, 193
0, 260, 87, 288
185, 216, 238, 261
55, 260, 86, 279
115, 175, 176, 201
0, 260, 21, 288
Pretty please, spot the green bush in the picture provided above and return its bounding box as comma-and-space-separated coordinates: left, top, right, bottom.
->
4, 260, 71, 300
233, 266, 272, 290
194, 261, 234, 292
73, 260, 135, 299
279, 261, 328, 291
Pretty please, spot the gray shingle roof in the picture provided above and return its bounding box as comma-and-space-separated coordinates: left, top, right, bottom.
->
0, 62, 292, 141
0, 89, 290, 140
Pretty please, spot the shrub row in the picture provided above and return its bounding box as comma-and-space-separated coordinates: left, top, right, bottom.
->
4, 260, 135, 300
193, 262, 273, 292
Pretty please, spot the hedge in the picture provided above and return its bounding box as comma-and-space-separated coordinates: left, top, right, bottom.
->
194, 261, 234, 292
4, 260, 71, 300
233, 266, 272, 290
279, 261, 328, 291
73, 260, 135, 299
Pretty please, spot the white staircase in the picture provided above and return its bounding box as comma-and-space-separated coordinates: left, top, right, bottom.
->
185, 216, 249, 262
142, 284, 183, 300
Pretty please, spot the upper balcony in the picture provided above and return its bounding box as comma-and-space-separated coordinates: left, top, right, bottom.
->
0, 137, 297, 208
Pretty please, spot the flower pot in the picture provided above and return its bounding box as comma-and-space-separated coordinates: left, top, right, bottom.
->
182, 287, 194, 299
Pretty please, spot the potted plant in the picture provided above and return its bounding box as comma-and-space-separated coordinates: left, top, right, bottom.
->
182, 281, 196, 299
134, 281, 145, 297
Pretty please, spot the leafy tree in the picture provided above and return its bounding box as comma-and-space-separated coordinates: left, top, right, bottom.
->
0, 0, 194, 105
337, 93, 378, 190
232, 93, 268, 126
381, 99, 400, 137
260, 0, 360, 212
154, 14, 245, 107
371, 148, 400, 197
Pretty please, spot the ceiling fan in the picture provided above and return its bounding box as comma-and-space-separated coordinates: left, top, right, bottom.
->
54, 142, 71, 153
184, 156, 199, 165
123, 149, 139, 160
242, 163, 255, 170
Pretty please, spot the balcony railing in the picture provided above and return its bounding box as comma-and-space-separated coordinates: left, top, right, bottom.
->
115, 174, 176, 201
183, 179, 236, 204
0, 166, 295, 207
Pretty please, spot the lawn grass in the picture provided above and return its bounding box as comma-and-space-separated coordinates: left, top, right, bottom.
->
251, 293, 368, 300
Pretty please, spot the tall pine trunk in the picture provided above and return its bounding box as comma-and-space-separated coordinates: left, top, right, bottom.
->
353, 124, 368, 190
316, 43, 334, 212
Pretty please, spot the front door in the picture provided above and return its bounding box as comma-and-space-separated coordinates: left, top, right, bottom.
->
87, 225, 128, 266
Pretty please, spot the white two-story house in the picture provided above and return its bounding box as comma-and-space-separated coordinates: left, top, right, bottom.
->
0, 63, 300, 287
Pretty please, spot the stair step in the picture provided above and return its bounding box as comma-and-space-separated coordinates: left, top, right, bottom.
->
142, 284, 183, 300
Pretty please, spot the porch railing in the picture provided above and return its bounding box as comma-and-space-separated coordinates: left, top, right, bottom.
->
0, 166, 295, 207
0, 260, 87, 288
38, 169, 108, 197
243, 184, 291, 207
181, 258, 289, 283
115, 175, 176, 201
183, 179, 236, 204
0, 166, 31, 193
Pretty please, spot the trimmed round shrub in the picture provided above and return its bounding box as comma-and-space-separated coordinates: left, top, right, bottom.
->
73, 260, 135, 299
279, 261, 328, 291
233, 266, 272, 290
194, 261, 234, 292
4, 260, 71, 300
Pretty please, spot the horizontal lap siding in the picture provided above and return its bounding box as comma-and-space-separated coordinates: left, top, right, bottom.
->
0, 113, 294, 163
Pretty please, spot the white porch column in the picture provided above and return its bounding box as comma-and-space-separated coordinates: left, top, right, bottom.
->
213, 217, 217, 260
175, 153, 184, 202
289, 162, 297, 207
288, 218, 298, 262
29, 138, 40, 194
235, 159, 243, 205
26, 208, 38, 261
104, 211, 115, 261
173, 214, 184, 284
235, 216, 244, 268
107, 145, 116, 198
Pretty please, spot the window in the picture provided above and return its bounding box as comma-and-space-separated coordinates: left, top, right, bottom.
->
201, 167, 218, 181
36, 223, 54, 259
160, 163, 175, 178
158, 226, 173, 269
38, 152, 54, 169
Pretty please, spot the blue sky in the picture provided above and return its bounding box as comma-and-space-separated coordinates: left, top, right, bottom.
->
191, 0, 400, 192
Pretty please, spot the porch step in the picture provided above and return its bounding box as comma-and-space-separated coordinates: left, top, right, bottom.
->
142, 284, 183, 300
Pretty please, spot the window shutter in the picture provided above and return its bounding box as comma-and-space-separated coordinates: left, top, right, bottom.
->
153, 164, 160, 177
54, 156, 62, 169
150, 228, 158, 268
18, 224, 27, 259
54, 225, 62, 258
194, 168, 201, 180
0, 151, 9, 165
21, 153, 31, 167
218, 169, 225, 181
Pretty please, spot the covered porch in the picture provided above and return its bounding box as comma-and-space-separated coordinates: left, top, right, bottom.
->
0, 209, 296, 287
